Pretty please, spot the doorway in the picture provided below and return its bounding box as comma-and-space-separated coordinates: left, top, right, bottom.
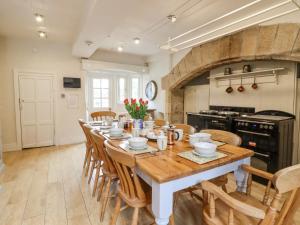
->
14, 70, 55, 149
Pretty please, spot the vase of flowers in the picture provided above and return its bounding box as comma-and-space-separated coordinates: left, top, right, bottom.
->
124, 98, 148, 129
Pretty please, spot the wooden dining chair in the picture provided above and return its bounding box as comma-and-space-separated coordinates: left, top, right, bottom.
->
104, 140, 175, 225
91, 111, 116, 121
83, 125, 103, 196
90, 131, 118, 221
174, 130, 242, 207
201, 164, 300, 225
78, 119, 93, 176
201, 129, 242, 146
173, 123, 195, 134
201, 129, 242, 192
154, 119, 166, 127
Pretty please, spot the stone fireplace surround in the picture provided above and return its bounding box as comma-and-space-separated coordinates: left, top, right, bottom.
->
161, 23, 300, 123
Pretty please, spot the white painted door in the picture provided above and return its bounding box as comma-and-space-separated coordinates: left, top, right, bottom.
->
19, 75, 54, 148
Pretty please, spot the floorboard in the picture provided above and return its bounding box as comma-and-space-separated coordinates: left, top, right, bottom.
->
0, 143, 299, 225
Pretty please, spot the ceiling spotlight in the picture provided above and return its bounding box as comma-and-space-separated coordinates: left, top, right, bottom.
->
35, 14, 44, 23
133, 37, 141, 44
117, 46, 123, 52
167, 15, 177, 23
38, 31, 47, 38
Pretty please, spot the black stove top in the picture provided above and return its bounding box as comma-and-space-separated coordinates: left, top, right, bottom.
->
238, 114, 293, 122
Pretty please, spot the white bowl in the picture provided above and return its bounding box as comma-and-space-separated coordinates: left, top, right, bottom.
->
110, 127, 123, 136
194, 142, 217, 156
128, 137, 148, 149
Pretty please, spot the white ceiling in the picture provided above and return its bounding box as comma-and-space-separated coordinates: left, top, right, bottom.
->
0, 0, 85, 43
0, 0, 300, 57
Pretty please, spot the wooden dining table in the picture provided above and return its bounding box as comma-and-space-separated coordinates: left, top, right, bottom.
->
103, 129, 254, 225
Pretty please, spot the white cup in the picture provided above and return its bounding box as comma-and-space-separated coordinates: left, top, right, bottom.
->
174, 129, 183, 141
157, 135, 167, 151
132, 128, 140, 137
189, 134, 199, 147
144, 121, 154, 130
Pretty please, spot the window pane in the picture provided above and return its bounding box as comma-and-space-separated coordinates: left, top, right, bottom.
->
102, 89, 109, 98
101, 79, 109, 88
119, 78, 126, 102
93, 99, 101, 108
102, 99, 109, 107
93, 79, 100, 88
93, 89, 101, 98
131, 78, 139, 99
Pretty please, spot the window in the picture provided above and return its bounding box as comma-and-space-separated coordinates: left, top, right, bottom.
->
131, 77, 140, 99
92, 78, 110, 108
117, 77, 126, 103
87, 71, 142, 113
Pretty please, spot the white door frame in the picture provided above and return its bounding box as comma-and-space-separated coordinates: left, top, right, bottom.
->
14, 69, 57, 150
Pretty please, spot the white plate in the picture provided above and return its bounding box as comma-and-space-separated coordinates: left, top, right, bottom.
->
129, 145, 148, 150
110, 133, 124, 137
192, 150, 216, 158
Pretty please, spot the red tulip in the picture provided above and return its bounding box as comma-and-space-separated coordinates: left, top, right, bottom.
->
139, 98, 143, 103
136, 106, 140, 111
124, 98, 129, 104
145, 100, 148, 104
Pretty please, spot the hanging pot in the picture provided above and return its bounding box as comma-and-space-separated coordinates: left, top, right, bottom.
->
237, 76, 245, 92
226, 79, 233, 94
252, 76, 258, 89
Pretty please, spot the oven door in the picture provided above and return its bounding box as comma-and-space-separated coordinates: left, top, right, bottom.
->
236, 129, 278, 183
251, 152, 273, 184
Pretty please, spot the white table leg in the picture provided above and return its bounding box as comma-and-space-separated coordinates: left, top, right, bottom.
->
152, 181, 173, 225
234, 157, 250, 193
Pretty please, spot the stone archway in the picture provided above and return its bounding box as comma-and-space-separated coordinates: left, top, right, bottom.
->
161, 23, 300, 123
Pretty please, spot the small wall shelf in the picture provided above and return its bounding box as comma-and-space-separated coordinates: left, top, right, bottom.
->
208, 67, 286, 87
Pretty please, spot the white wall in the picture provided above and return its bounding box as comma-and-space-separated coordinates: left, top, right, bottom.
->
0, 36, 85, 151
209, 61, 297, 114
184, 85, 210, 122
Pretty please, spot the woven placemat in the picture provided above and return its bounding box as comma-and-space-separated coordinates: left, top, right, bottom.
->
178, 150, 227, 165
211, 140, 226, 147
119, 142, 159, 155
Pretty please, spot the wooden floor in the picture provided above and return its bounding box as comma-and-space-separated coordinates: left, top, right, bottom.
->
0, 143, 299, 225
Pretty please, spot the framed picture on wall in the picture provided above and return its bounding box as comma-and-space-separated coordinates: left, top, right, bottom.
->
145, 80, 158, 100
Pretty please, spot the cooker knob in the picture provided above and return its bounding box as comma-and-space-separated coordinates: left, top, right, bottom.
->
260, 124, 264, 129
269, 125, 273, 130
245, 123, 248, 127
264, 125, 268, 129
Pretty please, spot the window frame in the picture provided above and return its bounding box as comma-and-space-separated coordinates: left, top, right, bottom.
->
88, 73, 112, 112
87, 71, 143, 114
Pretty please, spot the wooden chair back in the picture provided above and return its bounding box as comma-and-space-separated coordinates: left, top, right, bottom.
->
201, 129, 242, 146
83, 124, 100, 161
173, 123, 195, 134
270, 164, 300, 225
78, 119, 91, 145
90, 111, 116, 121
155, 119, 166, 127
90, 131, 116, 175
104, 140, 147, 204
202, 164, 300, 225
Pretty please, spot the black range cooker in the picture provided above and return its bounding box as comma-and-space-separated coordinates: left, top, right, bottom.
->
234, 111, 295, 180
187, 105, 254, 131
187, 106, 295, 180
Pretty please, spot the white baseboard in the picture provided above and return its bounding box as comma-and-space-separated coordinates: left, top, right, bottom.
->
3, 143, 20, 152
